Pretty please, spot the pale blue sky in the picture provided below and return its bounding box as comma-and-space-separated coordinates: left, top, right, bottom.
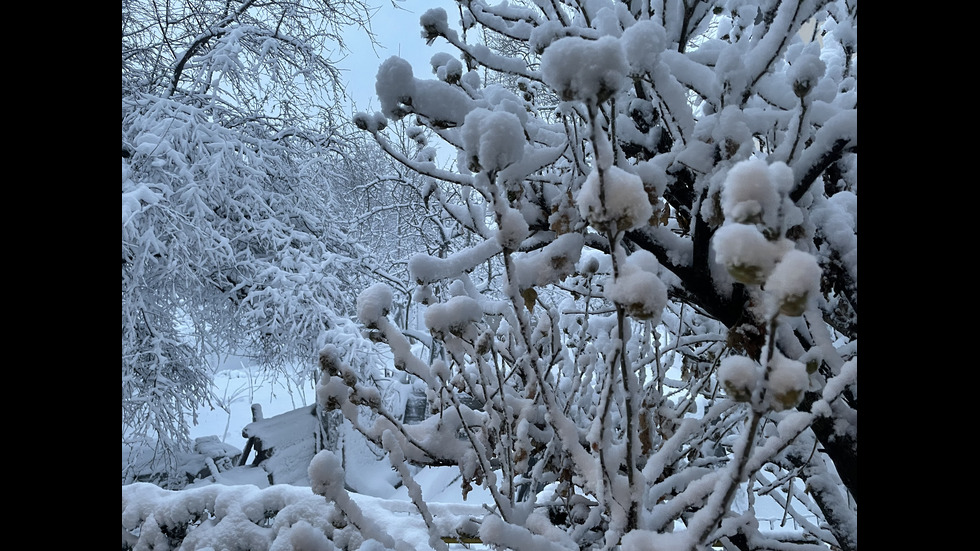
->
340, 0, 457, 112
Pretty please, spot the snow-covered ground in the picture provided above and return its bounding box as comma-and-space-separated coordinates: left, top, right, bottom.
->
123, 358, 821, 550
189, 357, 494, 501
165, 359, 497, 549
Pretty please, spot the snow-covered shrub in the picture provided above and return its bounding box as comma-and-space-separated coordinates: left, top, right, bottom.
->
283, 1, 858, 550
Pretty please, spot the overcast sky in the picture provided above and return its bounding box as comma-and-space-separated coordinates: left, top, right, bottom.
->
340, 0, 458, 112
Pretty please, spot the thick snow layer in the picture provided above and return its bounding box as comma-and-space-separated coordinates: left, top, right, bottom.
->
720, 158, 786, 228
309, 450, 346, 500
718, 355, 758, 402
766, 352, 810, 411
511, 232, 584, 289
541, 35, 628, 103
765, 249, 822, 317
711, 224, 783, 284
620, 20, 667, 74
423, 295, 483, 339
604, 252, 668, 323
576, 164, 653, 233
620, 529, 692, 551
461, 108, 526, 173
242, 405, 324, 486
810, 190, 857, 283
357, 283, 394, 326
409, 238, 503, 285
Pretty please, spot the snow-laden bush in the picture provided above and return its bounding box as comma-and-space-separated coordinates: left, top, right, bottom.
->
347, 1, 858, 550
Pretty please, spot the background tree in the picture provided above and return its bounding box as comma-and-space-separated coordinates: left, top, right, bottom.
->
121, 0, 379, 483
333, 0, 857, 549
330, 123, 456, 326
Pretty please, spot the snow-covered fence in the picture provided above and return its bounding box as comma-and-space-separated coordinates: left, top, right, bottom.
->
239, 404, 330, 486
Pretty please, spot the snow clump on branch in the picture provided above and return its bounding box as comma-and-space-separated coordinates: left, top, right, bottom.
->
712, 158, 804, 286
718, 355, 759, 403
420, 7, 451, 45
308, 449, 346, 501
430, 51, 463, 83
375, 55, 474, 125
789, 53, 827, 98
356, 283, 393, 327
461, 108, 526, 173
576, 165, 652, 234
604, 250, 668, 323
712, 223, 785, 285
352, 111, 388, 132
766, 351, 810, 411
712, 158, 823, 317
541, 36, 628, 103
375, 57, 416, 120
719, 158, 785, 229
496, 206, 530, 250
424, 295, 483, 339
765, 249, 822, 317
620, 20, 668, 74
512, 232, 585, 289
